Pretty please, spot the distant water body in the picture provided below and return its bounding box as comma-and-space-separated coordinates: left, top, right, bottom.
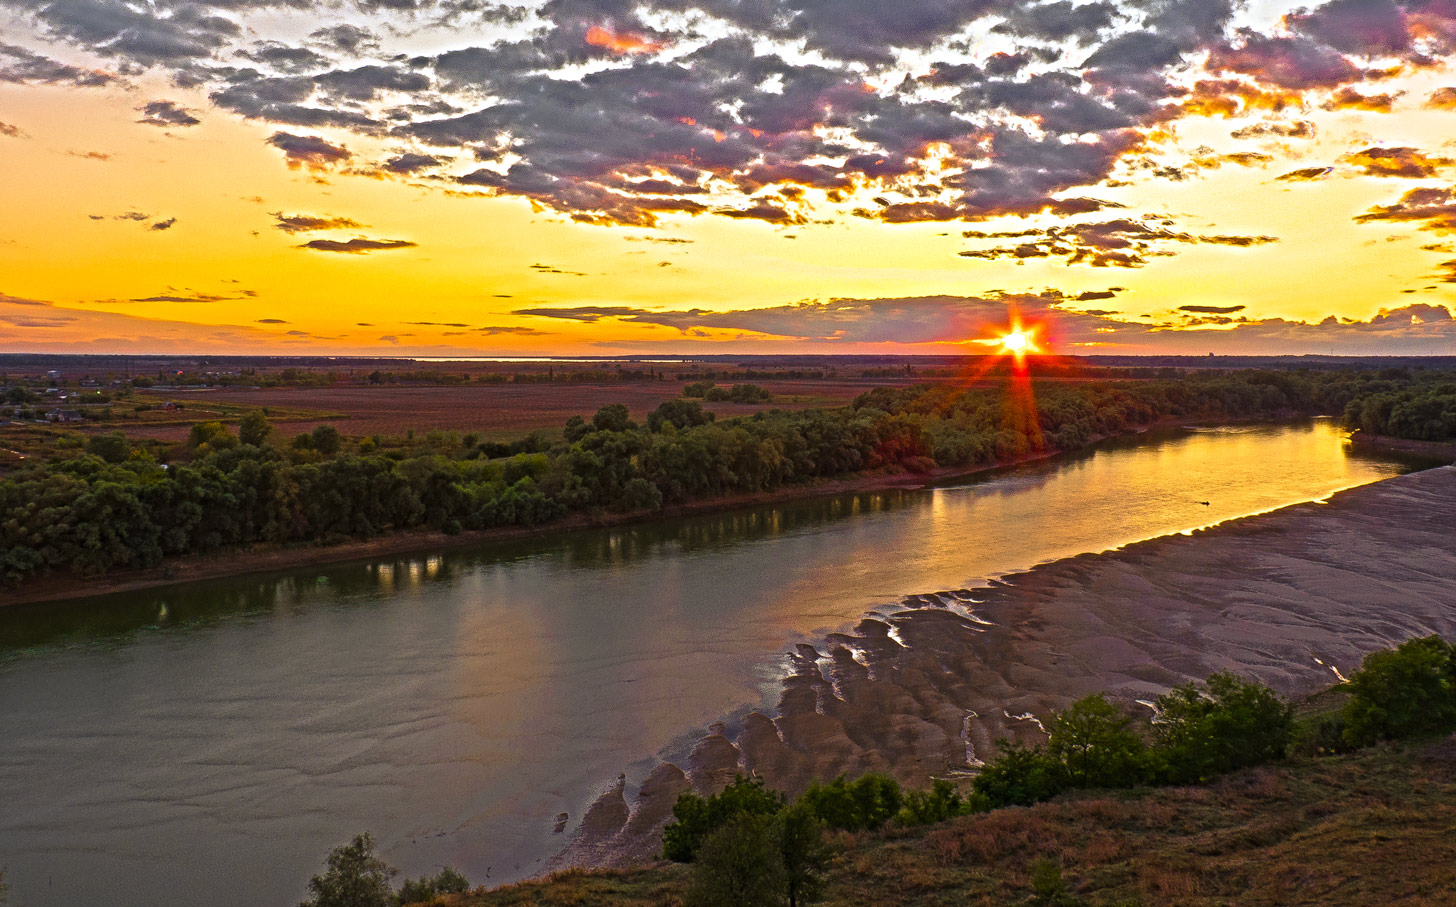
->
0, 420, 1433, 907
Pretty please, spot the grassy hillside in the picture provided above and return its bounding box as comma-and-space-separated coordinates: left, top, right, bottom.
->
456, 735, 1456, 907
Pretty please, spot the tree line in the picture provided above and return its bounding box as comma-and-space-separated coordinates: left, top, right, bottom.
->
0, 369, 1445, 587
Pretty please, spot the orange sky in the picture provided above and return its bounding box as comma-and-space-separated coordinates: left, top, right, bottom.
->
2, 0, 1455, 356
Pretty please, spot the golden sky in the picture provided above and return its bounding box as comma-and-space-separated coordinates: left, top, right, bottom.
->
2, 0, 1455, 356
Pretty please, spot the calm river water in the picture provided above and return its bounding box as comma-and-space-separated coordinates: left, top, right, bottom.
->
0, 420, 1431, 906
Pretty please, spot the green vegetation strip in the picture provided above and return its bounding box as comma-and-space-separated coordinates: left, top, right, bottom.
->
2, 369, 1453, 587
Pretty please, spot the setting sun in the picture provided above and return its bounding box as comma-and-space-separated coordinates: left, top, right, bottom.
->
1001, 331, 1031, 354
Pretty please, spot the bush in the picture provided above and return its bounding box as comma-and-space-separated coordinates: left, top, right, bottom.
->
397, 866, 469, 904
897, 778, 965, 826
1342, 635, 1456, 746
971, 740, 1065, 809
1152, 673, 1293, 784
1047, 694, 1148, 789
663, 775, 786, 863
798, 774, 903, 832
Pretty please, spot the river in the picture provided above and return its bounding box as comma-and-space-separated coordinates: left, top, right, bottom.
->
0, 420, 1433, 906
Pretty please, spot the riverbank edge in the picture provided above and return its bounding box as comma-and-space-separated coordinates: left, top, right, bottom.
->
0, 414, 1346, 608
1349, 430, 1456, 460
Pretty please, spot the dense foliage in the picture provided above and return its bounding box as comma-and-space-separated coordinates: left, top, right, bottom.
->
297, 834, 470, 907
1, 369, 1447, 587
1341, 371, 1456, 441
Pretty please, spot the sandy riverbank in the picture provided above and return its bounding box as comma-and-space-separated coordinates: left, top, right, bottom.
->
561, 465, 1456, 869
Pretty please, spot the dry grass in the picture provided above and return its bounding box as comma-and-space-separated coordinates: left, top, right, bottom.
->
455, 734, 1456, 907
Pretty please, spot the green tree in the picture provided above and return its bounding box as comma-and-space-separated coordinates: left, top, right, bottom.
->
663, 775, 786, 863
86, 432, 130, 464
648, 399, 715, 432
1342, 636, 1456, 746
1153, 673, 1292, 783
686, 814, 785, 907
299, 833, 396, 907
1047, 695, 1147, 789
311, 425, 342, 456
591, 403, 636, 433
797, 774, 902, 832
776, 803, 831, 907
240, 410, 273, 447
187, 421, 235, 451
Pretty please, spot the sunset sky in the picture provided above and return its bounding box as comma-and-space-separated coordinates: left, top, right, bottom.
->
3, 0, 1456, 356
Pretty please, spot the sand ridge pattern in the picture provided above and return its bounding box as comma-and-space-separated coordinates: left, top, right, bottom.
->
561, 466, 1456, 868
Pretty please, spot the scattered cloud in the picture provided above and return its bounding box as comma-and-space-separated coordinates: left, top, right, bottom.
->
1356, 186, 1456, 232
1343, 146, 1454, 179
1322, 88, 1401, 113
150, 218, 177, 231
298, 237, 416, 253
474, 325, 548, 335
0, 43, 117, 88
137, 100, 200, 128
529, 263, 587, 276
266, 132, 351, 170
271, 212, 363, 233
0, 121, 23, 139
959, 218, 1277, 268
1179, 305, 1247, 314
1276, 167, 1333, 182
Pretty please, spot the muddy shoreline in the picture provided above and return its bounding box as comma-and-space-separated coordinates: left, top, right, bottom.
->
558, 465, 1456, 870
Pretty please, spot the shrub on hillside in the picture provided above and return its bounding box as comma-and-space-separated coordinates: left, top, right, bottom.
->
1342, 635, 1456, 746
1153, 673, 1293, 783
663, 775, 786, 863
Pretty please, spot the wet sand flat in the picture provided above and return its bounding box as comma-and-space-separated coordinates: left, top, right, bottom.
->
566, 465, 1456, 867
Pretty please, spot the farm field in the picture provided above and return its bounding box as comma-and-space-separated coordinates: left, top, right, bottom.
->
79, 378, 931, 442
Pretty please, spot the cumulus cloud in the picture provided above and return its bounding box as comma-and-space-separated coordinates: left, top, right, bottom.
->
137, 100, 200, 127
298, 237, 416, 253
9, 0, 1456, 290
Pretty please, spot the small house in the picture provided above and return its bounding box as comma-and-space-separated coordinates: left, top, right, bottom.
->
46, 409, 84, 423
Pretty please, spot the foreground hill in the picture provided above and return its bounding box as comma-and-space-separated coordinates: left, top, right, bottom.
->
459, 734, 1456, 906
